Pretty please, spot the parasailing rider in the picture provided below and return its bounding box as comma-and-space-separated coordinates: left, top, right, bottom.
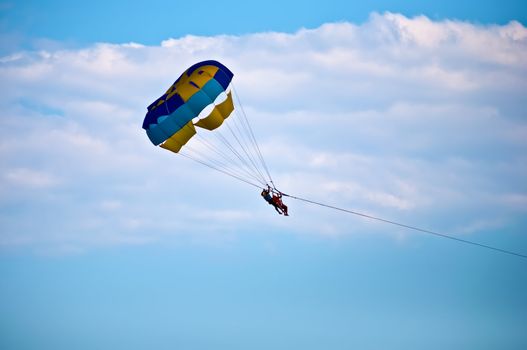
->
261, 186, 289, 216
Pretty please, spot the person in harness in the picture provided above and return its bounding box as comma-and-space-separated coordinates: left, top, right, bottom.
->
261, 186, 289, 216
272, 191, 288, 216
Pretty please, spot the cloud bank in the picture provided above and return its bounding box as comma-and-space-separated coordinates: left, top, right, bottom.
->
1, 13, 526, 252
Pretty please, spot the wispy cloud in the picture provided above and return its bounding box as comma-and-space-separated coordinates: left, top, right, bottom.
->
3, 167, 61, 188
0, 13, 526, 251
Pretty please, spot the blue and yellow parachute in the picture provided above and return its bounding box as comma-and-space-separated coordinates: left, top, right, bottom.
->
142, 60, 235, 153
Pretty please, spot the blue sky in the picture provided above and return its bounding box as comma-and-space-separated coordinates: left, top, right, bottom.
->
1, 0, 526, 52
1, 1, 527, 349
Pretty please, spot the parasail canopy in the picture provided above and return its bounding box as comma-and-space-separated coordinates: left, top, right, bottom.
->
142, 60, 235, 153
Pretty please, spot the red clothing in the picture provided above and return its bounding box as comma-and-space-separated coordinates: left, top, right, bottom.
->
272, 194, 288, 215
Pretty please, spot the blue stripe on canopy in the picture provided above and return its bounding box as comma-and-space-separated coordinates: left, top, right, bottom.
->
213, 69, 232, 90
146, 124, 168, 145
186, 90, 213, 115
201, 78, 225, 101
144, 103, 167, 128
143, 93, 185, 129
165, 94, 185, 117
153, 104, 194, 144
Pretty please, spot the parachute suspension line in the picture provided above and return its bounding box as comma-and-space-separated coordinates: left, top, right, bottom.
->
224, 121, 268, 186
178, 122, 266, 187
191, 132, 267, 187
173, 122, 261, 186
228, 93, 266, 181
212, 128, 268, 186
182, 145, 264, 187
231, 87, 270, 182
188, 146, 266, 188
179, 152, 262, 189
238, 106, 274, 185
205, 112, 267, 185
283, 193, 527, 260
193, 133, 239, 170
232, 84, 275, 187
229, 105, 264, 180
172, 111, 268, 187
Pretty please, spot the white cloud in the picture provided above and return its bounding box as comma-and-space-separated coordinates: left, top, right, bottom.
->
100, 199, 122, 211
0, 12, 526, 251
3, 168, 61, 188
500, 193, 527, 211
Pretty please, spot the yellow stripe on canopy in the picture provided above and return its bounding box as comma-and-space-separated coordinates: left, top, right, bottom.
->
175, 65, 220, 101
190, 72, 214, 88
217, 91, 234, 118
160, 121, 196, 153
197, 65, 219, 77
174, 82, 200, 101
194, 91, 235, 131
194, 108, 224, 130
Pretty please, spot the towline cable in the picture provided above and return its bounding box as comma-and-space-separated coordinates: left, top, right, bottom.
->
281, 192, 527, 260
